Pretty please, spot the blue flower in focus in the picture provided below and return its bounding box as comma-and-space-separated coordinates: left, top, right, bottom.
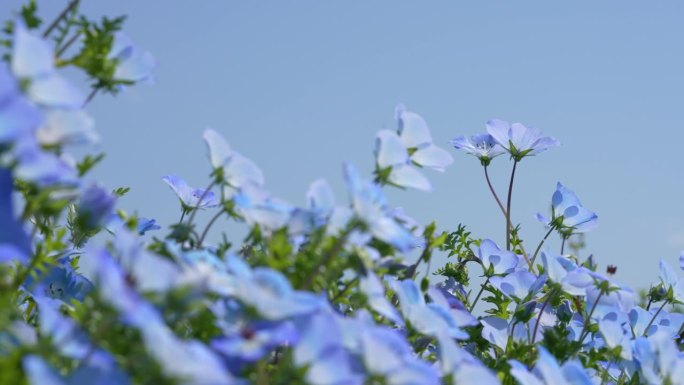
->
537, 182, 598, 236
486, 119, 559, 161
0, 168, 30, 263
0, 62, 43, 144
477, 239, 519, 276
490, 269, 546, 302
162, 174, 219, 211
77, 185, 116, 231
451, 133, 506, 166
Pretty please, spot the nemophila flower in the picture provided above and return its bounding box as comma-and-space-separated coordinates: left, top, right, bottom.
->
509, 347, 594, 385
109, 32, 157, 84
375, 129, 432, 191
0, 168, 30, 263
477, 239, 519, 276
395, 104, 454, 171
429, 284, 478, 327
111, 228, 181, 292
541, 251, 602, 296
359, 271, 404, 326
659, 259, 684, 303
212, 321, 298, 363
598, 315, 632, 360
203, 128, 264, 193
480, 317, 509, 350
136, 217, 160, 235
437, 331, 501, 385
11, 20, 83, 108
76, 184, 116, 231
360, 326, 439, 385
391, 279, 468, 339
343, 162, 415, 252
450, 133, 505, 166
633, 332, 684, 384
227, 255, 323, 320
24, 258, 93, 303
162, 174, 219, 210
233, 184, 293, 231
36, 108, 98, 146
489, 269, 546, 302
293, 313, 362, 385
537, 183, 598, 236
630, 306, 684, 338
0, 62, 43, 143
486, 119, 559, 161
586, 284, 635, 318
13, 137, 79, 186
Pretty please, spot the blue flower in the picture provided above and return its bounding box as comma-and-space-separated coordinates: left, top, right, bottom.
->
477, 239, 519, 276
451, 133, 506, 166
203, 128, 265, 194
490, 269, 546, 302
109, 32, 157, 84
162, 174, 219, 210
13, 137, 79, 186
24, 258, 94, 303
212, 321, 298, 363
136, 217, 161, 235
509, 347, 594, 385
537, 182, 598, 236
77, 185, 116, 231
0, 168, 30, 263
486, 119, 559, 161
395, 105, 454, 171
343, 162, 415, 252
0, 62, 43, 144
11, 20, 83, 108
36, 109, 98, 146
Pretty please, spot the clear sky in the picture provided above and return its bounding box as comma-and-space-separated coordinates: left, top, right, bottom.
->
3, 1, 684, 289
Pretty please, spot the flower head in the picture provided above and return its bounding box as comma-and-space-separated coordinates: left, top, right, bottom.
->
162, 175, 219, 211
451, 133, 505, 166
486, 119, 559, 161
537, 182, 598, 236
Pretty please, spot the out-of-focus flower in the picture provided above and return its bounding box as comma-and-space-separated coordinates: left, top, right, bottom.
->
11, 20, 83, 108
203, 128, 264, 196
343, 162, 415, 252
76, 185, 116, 231
136, 217, 160, 235
451, 133, 506, 166
24, 259, 93, 303
0, 168, 30, 263
486, 119, 559, 161
109, 32, 157, 84
0, 62, 43, 143
395, 104, 454, 171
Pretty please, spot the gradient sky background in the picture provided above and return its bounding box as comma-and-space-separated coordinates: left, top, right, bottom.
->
3, 1, 684, 289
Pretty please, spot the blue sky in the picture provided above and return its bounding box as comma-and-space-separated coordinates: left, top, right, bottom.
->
4, 1, 684, 288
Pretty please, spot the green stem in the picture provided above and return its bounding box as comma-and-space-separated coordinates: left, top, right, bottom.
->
56, 32, 81, 58
505, 160, 518, 250
578, 291, 604, 345
643, 300, 669, 336
529, 226, 555, 267
560, 236, 567, 254
42, 0, 80, 38
483, 165, 532, 269
469, 277, 490, 312
198, 209, 226, 247
531, 291, 554, 344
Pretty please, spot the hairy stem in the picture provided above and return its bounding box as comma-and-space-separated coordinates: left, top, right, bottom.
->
43, 0, 80, 38
505, 160, 518, 250
469, 277, 490, 313
530, 226, 555, 267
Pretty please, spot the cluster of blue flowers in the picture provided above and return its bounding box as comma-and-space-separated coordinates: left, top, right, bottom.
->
1, 3, 683, 385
